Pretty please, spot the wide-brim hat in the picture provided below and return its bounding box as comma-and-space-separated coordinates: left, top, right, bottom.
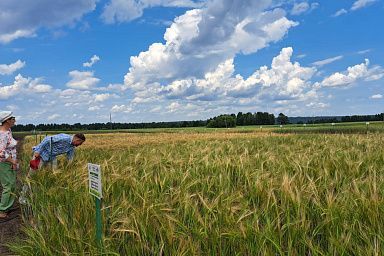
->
0, 111, 13, 123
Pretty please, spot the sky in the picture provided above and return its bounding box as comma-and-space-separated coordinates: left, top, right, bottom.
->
0, 0, 383, 125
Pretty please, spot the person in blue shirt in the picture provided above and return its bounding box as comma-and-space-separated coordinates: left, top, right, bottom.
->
30, 133, 85, 170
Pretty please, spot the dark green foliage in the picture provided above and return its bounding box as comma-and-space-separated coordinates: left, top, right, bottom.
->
207, 115, 236, 128
277, 113, 289, 125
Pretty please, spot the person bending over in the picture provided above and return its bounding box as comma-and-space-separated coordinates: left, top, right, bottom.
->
30, 133, 85, 170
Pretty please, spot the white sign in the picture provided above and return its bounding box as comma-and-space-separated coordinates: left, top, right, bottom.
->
88, 163, 102, 199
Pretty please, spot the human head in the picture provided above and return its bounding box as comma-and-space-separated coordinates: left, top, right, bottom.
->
0, 111, 16, 127
72, 133, 86, 146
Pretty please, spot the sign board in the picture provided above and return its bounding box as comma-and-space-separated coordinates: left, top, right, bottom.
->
88, 163, 102, 199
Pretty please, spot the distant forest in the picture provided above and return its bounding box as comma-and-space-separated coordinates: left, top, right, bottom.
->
11, 112, 384, 131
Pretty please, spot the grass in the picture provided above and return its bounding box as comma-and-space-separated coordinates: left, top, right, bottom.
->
8, 131, 384, 255
274, 121, 384, 134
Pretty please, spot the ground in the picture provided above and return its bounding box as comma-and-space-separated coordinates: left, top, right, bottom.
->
0, 188, 22, 255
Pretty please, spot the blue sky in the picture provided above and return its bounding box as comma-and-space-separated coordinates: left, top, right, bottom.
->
0, 0, 383, 125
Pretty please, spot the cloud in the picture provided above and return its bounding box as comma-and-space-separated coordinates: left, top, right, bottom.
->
0, 60, 25, 75
83, 55, 100, 67
123, 0, 298, 93
227, 47, 317, 101
0, 74, 26, 99
351, 0, 377, 11
357, 49, 371, 54
28, 78, 53, 93
94, 93, 112, 102
320, 60, 369, 87
144, 47, 317, 105
127, 45, 384, 117
0, 74, 52, 99
333, 0, 376, 17
290, 2, 319, 15
312, 55, 343, 67
101, 0, 204, 24
333, 9, 347, 17
0, 0, 98, 43
306, 102, 329, 108
291, 2, 310, 15
66, 70, 100, 89
0, 30, 36, 44
111, 104, 132, 113
167, 102, 182, 112
88, 105, 102, 111
370, 94, 382, 99
364, 66, 384, 81
319, 59, 384, 87
47, 114, 61, 121
296, 54, 306, 59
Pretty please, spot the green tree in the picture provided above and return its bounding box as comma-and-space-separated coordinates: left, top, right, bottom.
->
277, 113, 289, 125
207, 115, 236, 128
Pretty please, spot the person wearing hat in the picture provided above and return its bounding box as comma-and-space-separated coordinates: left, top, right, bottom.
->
0, 111, 18, 219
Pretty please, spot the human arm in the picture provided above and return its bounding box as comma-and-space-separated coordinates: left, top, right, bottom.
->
32, 137, 51, 160
0, 133, 18, 169
66, 148, 75, 161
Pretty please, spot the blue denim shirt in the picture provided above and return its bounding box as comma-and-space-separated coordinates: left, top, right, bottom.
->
32, 134, 75, 162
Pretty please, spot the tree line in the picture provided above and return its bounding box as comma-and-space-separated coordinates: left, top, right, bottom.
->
11, 112, 383, 131
207, 112, 276, 128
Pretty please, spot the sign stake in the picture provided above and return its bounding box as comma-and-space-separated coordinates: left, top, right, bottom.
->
88, 163, 103, 248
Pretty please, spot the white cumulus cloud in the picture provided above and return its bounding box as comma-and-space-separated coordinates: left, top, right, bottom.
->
0, 74, 26, 99
0, 74, 52, 99
370, 94, 382, 99
319, 59, 384, 87
83, 55, 100, 67
66, 70, 100, 90
0, 60, 25, 75
94, 93, 112, 102
123, 0, 298, 93
149, 47, 318, 104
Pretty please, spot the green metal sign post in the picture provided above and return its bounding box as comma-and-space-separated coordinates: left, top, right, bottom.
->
95, 197, 102, 247
88, 163, 103, 248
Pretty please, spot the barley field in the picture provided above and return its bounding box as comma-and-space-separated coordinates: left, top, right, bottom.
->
9, 130, 384, 255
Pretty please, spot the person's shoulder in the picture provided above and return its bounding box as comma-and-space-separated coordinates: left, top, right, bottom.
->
56, 133, 71, 137
52, 133, 71, 142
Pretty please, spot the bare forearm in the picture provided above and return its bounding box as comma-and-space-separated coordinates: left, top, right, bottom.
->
5, 156, 17, 166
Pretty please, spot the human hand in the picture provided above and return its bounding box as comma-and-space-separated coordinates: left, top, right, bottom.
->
11, 159, 18, 170
33, 153, 41, 160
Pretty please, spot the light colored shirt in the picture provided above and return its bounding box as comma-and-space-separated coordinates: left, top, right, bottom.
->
33, 133, 75, 162
0, 129, 17, 162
